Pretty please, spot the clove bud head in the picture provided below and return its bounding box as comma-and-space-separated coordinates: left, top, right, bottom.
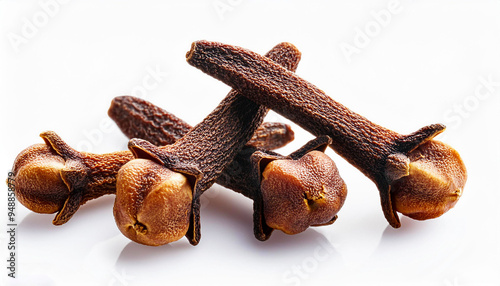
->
260, 150, 347, 235
10, 144, 69, 214
114, 159, 193, 246
390, 140, 467, 220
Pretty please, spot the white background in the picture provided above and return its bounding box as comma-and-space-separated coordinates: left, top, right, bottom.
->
1, 1, 499, 285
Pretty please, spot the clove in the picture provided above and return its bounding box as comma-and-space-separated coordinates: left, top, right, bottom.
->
185, 40, 467, 228
250, 136, 346, 238
11, 132, 133, 225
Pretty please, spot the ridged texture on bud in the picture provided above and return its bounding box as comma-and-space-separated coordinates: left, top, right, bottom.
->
114, 159, 192, 246
391, 140, 467, 220
261, 151, 347, 234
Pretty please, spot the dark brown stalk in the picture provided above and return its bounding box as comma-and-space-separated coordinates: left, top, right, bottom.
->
245, 122, 295, 150
186, 40, 467, 228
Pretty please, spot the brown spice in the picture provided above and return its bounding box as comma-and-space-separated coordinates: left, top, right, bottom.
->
12, 131, 133, 225
186, 40, 467, 228
250, 135, 346, 238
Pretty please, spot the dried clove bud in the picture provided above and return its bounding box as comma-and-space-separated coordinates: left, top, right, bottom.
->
11, 131, 134, 225
261, 150, 347, 234
245, 134, 347, 240
12, 144, 69, 214
114, 159, 192, 245
390, 140, 466, 220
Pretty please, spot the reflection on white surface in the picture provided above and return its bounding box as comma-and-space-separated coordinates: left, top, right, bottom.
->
8, 178, 499, 286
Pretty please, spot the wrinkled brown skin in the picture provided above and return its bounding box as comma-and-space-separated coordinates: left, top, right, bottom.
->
114, 159, 192, 246
246, 122, 295, 150
10, 110, 294, 226
261, 151, 347, 234
249, 135, 344, 240
116, 42, 303, 246
11, 132, 133, 225
391, 141, 466, 220
186, 40, 468, 228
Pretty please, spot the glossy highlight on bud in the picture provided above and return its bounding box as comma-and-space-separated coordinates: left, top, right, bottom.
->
114, 159, 193, 246
390, 140, 467, 220
11, 144, 69, 214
